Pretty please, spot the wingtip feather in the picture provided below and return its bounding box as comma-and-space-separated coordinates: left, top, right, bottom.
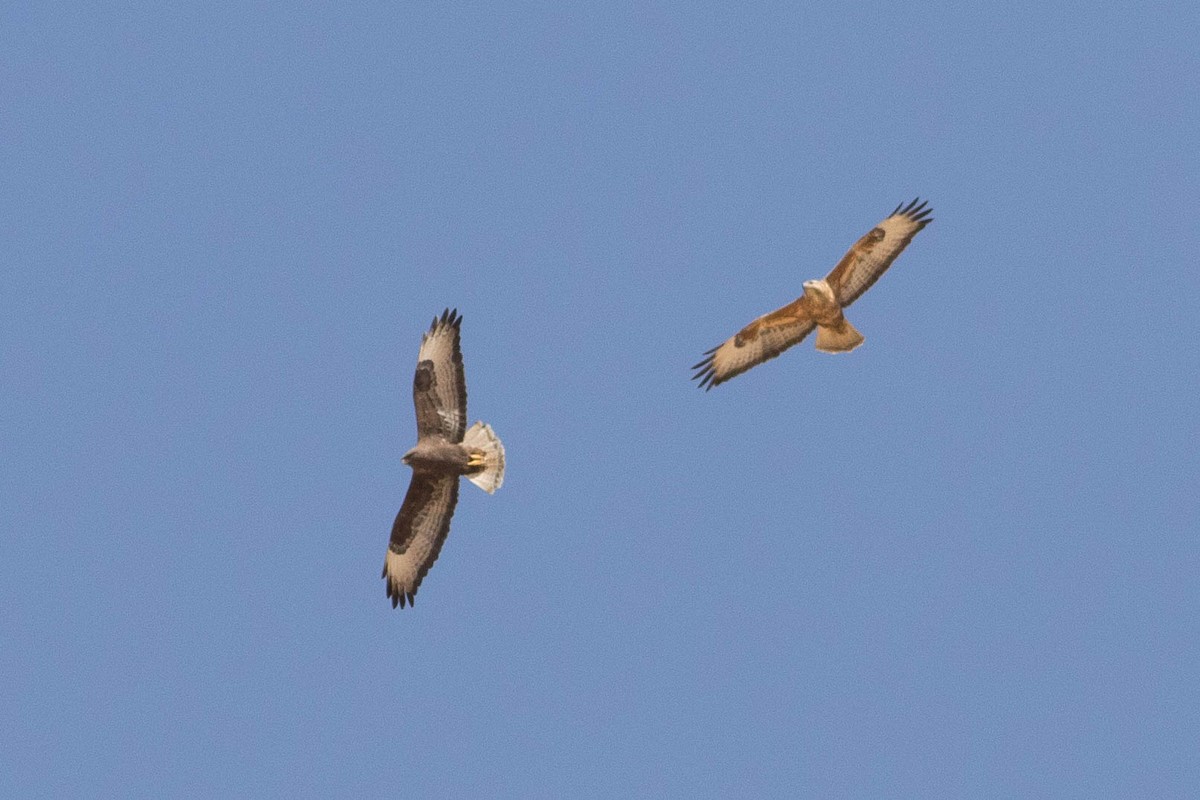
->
691, 350, 721, 389
384, 580, 417, 610
427, 307, 464, 336
892, 198, 933, 223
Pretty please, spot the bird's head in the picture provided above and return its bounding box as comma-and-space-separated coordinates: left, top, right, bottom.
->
802, 279, 836, 303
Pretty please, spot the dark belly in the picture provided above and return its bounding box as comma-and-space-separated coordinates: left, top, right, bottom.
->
406, 445, 468, 475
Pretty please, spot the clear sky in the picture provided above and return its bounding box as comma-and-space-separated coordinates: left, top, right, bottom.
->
3, 2, 1198, 797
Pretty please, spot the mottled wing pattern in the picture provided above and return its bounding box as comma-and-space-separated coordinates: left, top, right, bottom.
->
411, 360, 443, 440
415, 308, 468, 442
383, 473, 460, 609
691, 298, 817, 390
825, 198, 933, 308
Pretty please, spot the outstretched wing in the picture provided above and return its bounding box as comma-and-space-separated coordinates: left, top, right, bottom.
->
414, 308, 468, 443
382, 472, 460, 609
825, 198, 933, 308
691, 298, 816, 389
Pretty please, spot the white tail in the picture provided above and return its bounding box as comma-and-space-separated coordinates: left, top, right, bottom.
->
815, 318, 865, 353
462, 421, 505, 494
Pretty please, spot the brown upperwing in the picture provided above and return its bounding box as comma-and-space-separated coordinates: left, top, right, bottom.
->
824, 198, 933, 308
415, 308, 468, 442
383, 472, 460, 609
691, 297, 816, 390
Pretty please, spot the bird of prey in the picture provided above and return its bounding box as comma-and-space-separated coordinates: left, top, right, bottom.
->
383, 309, 505, 609
692, 199, 933, 389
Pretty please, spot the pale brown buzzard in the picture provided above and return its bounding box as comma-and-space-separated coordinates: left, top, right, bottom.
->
692, 199, 933, 389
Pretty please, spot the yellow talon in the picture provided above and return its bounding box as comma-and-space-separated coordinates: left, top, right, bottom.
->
467, 451, 485, 467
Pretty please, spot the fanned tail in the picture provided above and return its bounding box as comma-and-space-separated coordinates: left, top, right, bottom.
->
462, 421, 505, 493
815, 319, 864, 353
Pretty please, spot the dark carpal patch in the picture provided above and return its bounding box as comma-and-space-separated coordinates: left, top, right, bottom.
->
414, 361, 435, 391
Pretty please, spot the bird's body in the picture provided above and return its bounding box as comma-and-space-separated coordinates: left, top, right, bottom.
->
383, 309, 505, 609
799, 279, 843, 326
402, 438, 474, 474
693, 199, 932, 389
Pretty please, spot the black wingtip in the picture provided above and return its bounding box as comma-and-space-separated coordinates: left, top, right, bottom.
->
430, 307, 463, 332
893, 198, 933, 221
691, 351, 721, 390
385, 585, 413, 610
384, 569, 413, 610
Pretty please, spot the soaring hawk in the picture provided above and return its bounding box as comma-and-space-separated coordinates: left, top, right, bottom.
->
692, 199, 933, 389
383, 309, 505, 608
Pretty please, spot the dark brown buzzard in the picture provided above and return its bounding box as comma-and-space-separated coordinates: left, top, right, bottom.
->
383, 309, 505, 608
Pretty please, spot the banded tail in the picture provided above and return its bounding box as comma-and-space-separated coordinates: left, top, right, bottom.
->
463, 421, 505, 493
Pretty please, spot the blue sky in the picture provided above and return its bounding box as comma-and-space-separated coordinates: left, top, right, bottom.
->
3, 2, 1197, 797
